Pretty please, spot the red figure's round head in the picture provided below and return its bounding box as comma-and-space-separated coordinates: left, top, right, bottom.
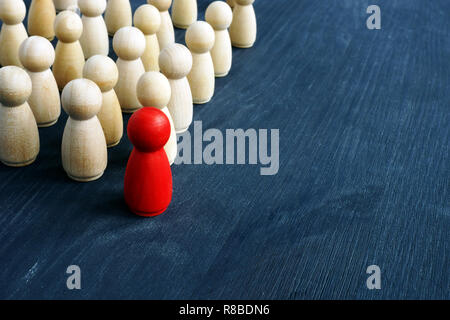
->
127, 107, 170, 152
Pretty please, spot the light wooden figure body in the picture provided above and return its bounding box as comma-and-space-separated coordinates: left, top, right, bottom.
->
229, 0, 256, 48
83, 55, 123, 148
226, 0, 235, 8
105, 0, 132, 36
53, 0, 77, 12
186, 21, 215, 104
172, 0, 197, 29
159, 43, 192, 133
28, 0, 56, 40
206, 1, 233, 77
78, 0, 109, 59
19, 36, 60, 127
148, 0, 174, 50
137, 72, 177, 165
113, 26, 146, 113
61, 79, 107, 182
134, 4, 161, 72
0, 66, 40, 167
0, 0, 28, 67
53, 10, 85, 91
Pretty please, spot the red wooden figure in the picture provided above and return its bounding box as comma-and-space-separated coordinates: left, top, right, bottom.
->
124, 107, 173, 216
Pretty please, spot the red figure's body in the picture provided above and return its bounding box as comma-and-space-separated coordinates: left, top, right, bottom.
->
124, 107, 173, 216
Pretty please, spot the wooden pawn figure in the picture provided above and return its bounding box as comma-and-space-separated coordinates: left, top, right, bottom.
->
78, 0, 109, 59
185, 21, 215, 104
148, 0, 174, 50
28, 0, 56, 41
19, 36, 61, 127
159, 43, 193, 133
0, 66, 39, 167
137, 72, 177, 165
61, 79, 107, 182
134, 4, 161, 72
229, 0, 256, 48
226, 0, 235, 9
83, 55, 123, 148
113, 26, 146, 113
0, 0, 28, 67
124, 107, 173, 216
53, 0, 77, 13
105, 0, 132, 36
172, 0, 197, 30
53, 10, 85, 91
206, 1, 233, 77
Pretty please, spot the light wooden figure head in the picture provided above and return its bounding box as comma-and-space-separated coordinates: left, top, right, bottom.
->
61, 78, 102, 120
113, 26, 146, 61
235, 0, 254, 5
147, 0, 172, 12
78, 0, 106, 17
137, 72, 171, 109
19, 36, 55, 73
83, 55, 118, 92
159, 43, 192, 80
206, 1, 233, 30
54, 10, 83, 43
185, 21, 215, 54
134, 4, 161, 36
0, 66, 32, 107
0, 0, 26, 25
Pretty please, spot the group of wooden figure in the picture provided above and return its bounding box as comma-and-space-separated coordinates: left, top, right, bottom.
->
0, 0, 256, 216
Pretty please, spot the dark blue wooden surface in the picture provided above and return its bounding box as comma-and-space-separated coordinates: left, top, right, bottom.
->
0, 0, 448, 299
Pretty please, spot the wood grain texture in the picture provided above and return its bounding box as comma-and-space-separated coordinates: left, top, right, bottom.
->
0, 0, 448, 299
0, 66, 39, 167
186, 21, 215, 104
134, 4, 161, 72
149, 0, 175, 49
159, 43, 193, 133
0, 0, 27, 67
83, 55, 123, 148
28, 0, 55, 40
172, 0, 197, 29
61, 79, 107, 182
206, 1, 233, 77
229, 0, 256, 48
53, 11, 85, 91
19, 36, 61, 127
79, 0, 109, 59
113, 27, 146, 113
105, 0, 132, 36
